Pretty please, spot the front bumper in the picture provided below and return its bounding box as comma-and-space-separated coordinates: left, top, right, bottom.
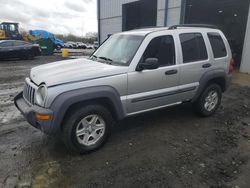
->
14, 92, 54, 134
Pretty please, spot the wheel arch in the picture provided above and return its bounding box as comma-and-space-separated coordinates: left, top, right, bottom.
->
192, 69, 230, 102
49, 86, 126, 134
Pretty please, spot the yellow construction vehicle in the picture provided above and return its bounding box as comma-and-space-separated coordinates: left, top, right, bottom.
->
0, 22, 40, 42
0, 22, 23, 40
0, 29, 5, 40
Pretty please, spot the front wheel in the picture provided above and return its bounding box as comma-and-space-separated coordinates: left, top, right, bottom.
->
62, 104, 114, 154
195, 84, 222, 117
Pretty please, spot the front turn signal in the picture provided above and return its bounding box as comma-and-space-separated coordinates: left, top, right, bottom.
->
35, 114, 52, 120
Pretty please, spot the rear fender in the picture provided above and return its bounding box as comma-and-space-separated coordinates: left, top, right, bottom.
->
192, 69, 229, 102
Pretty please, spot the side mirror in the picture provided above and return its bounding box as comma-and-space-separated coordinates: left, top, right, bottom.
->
136, 58, 159, 71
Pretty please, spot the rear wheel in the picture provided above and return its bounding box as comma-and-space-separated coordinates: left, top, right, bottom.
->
62, 104, 114, 154
195, 84, 222, 117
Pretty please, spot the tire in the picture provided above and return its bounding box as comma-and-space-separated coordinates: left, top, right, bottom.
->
195, 84, 222, 117
62, 104, 114, 154
56, 45, 61, 50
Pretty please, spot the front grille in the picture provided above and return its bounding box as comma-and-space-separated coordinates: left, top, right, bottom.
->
23, 82, 35, 104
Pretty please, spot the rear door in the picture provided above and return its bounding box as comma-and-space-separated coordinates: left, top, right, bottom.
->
178, 32, 210, 101
207, 32, 230, 71
12, 40, 30, 58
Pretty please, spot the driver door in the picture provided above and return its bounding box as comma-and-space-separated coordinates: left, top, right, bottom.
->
0, 41, 14, 59
127, 35, 180, 114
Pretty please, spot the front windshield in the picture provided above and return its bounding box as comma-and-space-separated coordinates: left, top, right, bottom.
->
91, 34, 144, 66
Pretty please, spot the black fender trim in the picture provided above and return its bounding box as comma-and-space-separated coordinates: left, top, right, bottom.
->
49, 86, 125, 134
192, 69, 231, 102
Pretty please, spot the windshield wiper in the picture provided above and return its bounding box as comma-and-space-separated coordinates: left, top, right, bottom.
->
90, 55, 97, 60
98, 56, 113, 62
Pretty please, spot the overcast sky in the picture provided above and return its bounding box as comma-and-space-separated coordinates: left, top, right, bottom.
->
0, 0, 97, 36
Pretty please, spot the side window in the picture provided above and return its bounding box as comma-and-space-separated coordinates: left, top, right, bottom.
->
207, 32, 227, 58
143, 35, 175, 67
13, 41, 27, 46
180, 33, 208, 63
0, 41, 13, 47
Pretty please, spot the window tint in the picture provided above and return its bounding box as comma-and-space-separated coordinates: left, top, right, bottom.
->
13, 41, 28, 46
143, 35, 175, 66
180, 33, 208, 63
0, 41, 13, 47
208, 32, 227, 58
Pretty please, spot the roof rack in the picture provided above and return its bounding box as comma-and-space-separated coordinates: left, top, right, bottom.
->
168, 24, 218, 30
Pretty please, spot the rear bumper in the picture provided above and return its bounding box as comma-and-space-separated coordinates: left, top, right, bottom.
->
14, 92, 54, 134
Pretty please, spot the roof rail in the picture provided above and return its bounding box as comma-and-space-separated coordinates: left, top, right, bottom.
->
131, 26, 165, 31
168, 24, 218, 30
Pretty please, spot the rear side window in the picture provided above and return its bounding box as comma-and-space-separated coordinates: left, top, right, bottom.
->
180, 33, 208, 63
13, 41, 26, 46
207, 32, 227, 58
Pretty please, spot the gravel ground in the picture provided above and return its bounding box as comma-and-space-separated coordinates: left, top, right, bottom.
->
0, 56, 250, 188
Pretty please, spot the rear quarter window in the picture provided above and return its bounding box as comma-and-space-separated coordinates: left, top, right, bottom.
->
207, 32, 227, 58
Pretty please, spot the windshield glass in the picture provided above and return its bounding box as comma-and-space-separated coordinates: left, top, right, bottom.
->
91, 34, 144, 66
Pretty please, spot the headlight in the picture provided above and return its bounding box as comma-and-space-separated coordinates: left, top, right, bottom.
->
35, 84, 47, 106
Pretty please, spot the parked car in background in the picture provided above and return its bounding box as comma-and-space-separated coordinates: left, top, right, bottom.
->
76, 42, 87, 49
94, 41, 99, 49
64, 42, 72, 48
86, 44, 95, 50
0, 40, 41, 60
64, 41, 76, 49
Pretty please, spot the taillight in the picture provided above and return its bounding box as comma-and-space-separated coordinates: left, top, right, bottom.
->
228, 58, 235, 74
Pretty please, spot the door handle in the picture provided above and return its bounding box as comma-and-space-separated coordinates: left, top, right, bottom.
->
202, 63, 212, 68
165, 69, 178, 75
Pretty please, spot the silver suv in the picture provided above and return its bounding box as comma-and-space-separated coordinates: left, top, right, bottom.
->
15, 25, 234, 153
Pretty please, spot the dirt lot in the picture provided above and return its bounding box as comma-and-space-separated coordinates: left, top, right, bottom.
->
0, 56, 250, 188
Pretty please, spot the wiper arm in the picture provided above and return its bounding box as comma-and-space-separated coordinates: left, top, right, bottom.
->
98, 56, 113, 62
92, 55, 97, 58
89, 55, 97, 61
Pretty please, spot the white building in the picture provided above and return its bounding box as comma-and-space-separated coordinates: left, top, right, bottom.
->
97, 0, 250, 73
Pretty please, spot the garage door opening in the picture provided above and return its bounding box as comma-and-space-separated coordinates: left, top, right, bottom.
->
184, 0, 250, 67
122, 0, 157, 31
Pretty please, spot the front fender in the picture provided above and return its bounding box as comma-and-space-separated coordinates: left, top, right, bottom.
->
49, 86, 125, 134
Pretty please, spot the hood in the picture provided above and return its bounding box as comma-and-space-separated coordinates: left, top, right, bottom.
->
30, 58, 128, 87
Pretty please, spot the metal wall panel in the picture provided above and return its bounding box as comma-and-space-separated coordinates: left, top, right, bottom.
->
157, 0, 166, 10
167, 7, 181, 26
240, 3, 250, 73
167, 0, 182, 26
157, 10, 165, 26
168, 0, 182, 8
100, 0, 138, 19
100, 17, 122, 43
99, 0, 183, 42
